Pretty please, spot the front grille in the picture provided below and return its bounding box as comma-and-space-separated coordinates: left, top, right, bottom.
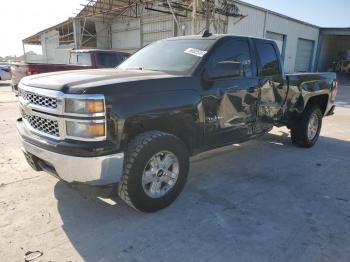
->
19, 88, 57, 109
21, 111, 59, 137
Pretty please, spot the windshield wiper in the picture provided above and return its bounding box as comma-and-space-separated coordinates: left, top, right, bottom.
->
126, 67, 144, 70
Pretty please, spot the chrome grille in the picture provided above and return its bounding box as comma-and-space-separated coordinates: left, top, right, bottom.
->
21, 111, 59, 137
19, 88, 57, 109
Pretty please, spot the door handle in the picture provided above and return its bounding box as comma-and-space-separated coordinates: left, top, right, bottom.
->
247, 86, 256, 93
226, 86, 239, 92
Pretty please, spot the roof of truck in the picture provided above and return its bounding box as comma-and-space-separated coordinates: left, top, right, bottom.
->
71, 49, 130, 54
166, 33, 269, 42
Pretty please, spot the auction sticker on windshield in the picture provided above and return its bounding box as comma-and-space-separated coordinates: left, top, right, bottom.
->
184, 48, 207, 57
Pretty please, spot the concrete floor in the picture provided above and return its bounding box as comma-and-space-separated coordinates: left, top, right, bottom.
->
0, 80, 349, 262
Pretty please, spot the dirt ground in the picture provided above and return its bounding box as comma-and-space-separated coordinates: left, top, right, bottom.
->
0, 80, 350, 262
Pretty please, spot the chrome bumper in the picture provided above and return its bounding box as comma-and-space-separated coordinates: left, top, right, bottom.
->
20, 138, 124, 186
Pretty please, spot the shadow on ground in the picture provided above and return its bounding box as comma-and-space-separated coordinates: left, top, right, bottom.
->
54, 132, 350, 262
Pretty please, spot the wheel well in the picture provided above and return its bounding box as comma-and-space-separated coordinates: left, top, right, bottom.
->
306, 95, 329, 115
122, 122, 194, 155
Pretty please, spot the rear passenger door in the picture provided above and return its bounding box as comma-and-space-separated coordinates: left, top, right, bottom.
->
254, 39, 287, 128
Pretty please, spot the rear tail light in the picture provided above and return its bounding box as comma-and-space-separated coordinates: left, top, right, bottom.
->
332, 80, 339, 99
27, 68, 36, 75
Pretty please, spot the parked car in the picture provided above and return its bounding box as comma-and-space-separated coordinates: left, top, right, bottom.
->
0, 63, 11, 81
11, 49, 130, 92
17, 33, 338, 212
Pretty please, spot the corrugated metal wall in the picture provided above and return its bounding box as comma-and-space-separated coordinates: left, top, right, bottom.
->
142, 12, 174, 46
111, 18, 141, 53
108, 2, 320, 72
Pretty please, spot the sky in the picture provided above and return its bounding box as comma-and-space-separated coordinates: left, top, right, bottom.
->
0, 0, 349, 57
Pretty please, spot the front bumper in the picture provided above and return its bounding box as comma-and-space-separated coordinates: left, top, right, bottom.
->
18, 124, 124, 186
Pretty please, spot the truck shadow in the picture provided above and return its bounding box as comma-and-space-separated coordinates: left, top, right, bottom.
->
54, 133, 350, 262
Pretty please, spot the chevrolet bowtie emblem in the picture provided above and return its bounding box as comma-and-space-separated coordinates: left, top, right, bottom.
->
22, 101, 32, 114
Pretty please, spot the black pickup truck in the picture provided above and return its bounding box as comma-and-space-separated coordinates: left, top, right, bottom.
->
17, 33, 338, 212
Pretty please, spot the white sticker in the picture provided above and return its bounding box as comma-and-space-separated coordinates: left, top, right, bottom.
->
184, 48, 207, 57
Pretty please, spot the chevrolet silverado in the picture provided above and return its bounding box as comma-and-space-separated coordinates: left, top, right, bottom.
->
17, 33, 338, 212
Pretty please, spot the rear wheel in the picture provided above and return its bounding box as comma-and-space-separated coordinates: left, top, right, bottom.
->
118, 131, 189, 212
291, 104, 323, 148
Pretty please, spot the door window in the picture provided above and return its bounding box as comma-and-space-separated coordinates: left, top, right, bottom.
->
255, 42, 281, 76
209, 39, 253, 78
69, 53, 92, 66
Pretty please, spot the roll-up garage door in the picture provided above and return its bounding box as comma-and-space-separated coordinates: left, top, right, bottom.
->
266, 31, 284, 55
295, 38, 314, 72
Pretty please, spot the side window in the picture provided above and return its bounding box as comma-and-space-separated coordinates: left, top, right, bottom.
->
256, 42, 281, 76
97, 53, 119, 68
118, 53, 130, 64
210, 39, 253, 78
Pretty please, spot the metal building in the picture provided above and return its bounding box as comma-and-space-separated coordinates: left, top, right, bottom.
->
22, 0, 349, 74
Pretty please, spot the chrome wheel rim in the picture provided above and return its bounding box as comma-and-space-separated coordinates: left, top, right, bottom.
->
307, 113, 319, 140
142, 151, 179, 198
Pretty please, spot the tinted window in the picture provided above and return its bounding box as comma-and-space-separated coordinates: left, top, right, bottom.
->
118, 39, 215, 73
209, 39, 253, 77
96, 53, 130, 68
69, 53, 92, 66
256, 42, 280, 76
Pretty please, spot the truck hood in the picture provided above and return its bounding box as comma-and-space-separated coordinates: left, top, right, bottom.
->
20, 69, 181, 93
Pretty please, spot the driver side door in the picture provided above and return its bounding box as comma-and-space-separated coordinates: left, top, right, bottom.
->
201, 37, 260, 150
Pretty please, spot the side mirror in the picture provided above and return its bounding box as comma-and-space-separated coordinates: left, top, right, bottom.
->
205, 61, 243, 80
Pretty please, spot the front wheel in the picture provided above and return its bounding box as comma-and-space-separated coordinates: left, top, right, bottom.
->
290, 104, 323, 148
118, 131, 189, 212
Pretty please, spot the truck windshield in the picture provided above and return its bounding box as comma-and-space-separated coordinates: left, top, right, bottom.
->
118, 39, 215, 74
69, 52, 92, 66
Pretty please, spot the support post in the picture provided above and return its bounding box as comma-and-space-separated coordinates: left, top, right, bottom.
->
73, 18, 82, 49
205, 0, 210, 31
140, 15, 143, 48
191, 0, 197, 34
22, 41, 26, 62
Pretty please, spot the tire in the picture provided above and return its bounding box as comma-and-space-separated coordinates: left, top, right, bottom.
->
118, 131, 189, 212
290, 104, 323, 148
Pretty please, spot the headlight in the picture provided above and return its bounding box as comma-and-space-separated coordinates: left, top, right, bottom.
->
66, 121, 105, 139
65, 98, 104, 114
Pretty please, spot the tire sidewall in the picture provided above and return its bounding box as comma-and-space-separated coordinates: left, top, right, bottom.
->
303, 106, 323, 146
126, 135, 189, 212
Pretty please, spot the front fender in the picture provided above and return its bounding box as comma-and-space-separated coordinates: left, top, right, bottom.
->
112, 89, 202, 154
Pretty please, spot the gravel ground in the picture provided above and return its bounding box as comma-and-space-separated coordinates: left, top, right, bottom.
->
0, 80, 349, 262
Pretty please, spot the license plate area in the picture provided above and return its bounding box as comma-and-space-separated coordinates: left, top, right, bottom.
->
23, 151, 42, 171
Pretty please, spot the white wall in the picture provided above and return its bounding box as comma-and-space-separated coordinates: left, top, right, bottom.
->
111, 17, 141, 53
35, 1, 321, 69
266, 13, 319, 73
227, 4, 266, 38
227, 2, 319, 73
40, 30, 72, 64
